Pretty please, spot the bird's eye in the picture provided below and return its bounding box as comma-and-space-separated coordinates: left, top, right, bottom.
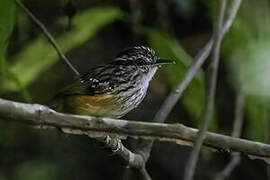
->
135, 58, 145, 66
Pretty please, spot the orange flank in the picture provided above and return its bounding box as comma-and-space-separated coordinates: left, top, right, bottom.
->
62, 94, 116, 117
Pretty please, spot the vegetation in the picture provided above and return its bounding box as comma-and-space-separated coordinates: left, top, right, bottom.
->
0, 0, 270, 179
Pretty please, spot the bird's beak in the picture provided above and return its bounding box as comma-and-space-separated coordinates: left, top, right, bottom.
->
153, 59, 175, 67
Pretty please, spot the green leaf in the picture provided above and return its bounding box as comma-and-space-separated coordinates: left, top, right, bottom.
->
144, 29, 212, 128
0, 0, 15, 73
3, 7, 123, 91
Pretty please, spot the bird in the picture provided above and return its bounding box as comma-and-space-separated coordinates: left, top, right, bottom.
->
51, 46, 173, 118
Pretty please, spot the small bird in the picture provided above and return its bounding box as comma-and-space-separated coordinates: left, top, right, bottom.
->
52, 46, 172, 118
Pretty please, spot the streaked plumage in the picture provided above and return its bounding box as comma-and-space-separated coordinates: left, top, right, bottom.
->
52, 46, 170, 118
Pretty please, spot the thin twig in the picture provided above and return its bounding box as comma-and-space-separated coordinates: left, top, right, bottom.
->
1, 98, 270, 159
222, 0, 242, 36
184, 1, 227, 180
231, 89, 245, 138
153, 38, 214, 123
215, 156, 241, 180
15, 0, 80, 76
151, 0, 243, 128
139, 167, 151, 180
215, 88, 245, 180
134, 0, 242, 174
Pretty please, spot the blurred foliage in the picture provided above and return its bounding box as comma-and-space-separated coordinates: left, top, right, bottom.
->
0, 0, 32, 102
221, 0, 270, 141
0, 0, 15, 74
1, 7, 122, 92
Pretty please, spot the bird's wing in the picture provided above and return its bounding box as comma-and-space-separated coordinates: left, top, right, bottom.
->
57, 64, 116, 97
50, 64, 115, 111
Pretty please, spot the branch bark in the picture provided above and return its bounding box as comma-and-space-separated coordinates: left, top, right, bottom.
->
0, 98, 270, 159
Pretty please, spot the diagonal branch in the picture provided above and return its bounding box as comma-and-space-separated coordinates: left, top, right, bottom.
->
231, 89, 245, 138
15, 0, 80, 76
184, 1, 228, 179
222, 0, 242, 36
153, 38, 214, 123
1, 98, 270, 159
136, 0, 242, 174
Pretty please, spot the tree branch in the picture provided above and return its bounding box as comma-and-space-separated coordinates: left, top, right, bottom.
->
184, 1, 227, 179
0, 98, 270, 159
15, 0, 80, 76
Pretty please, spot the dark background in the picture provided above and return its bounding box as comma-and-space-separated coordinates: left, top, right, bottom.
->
0, 0, 270, 179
